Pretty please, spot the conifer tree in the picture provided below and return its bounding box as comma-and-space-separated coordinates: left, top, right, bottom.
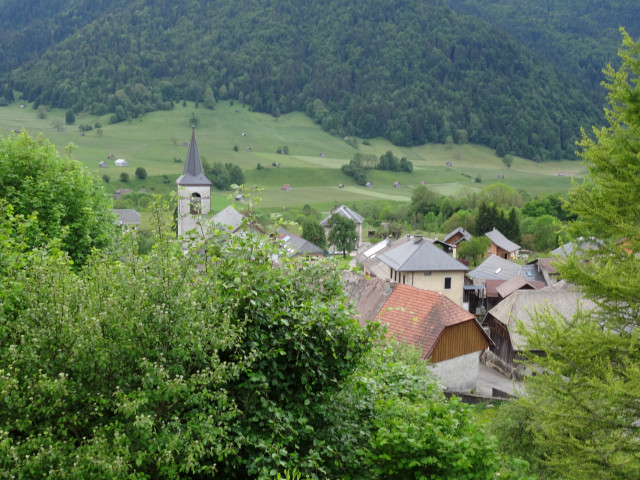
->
491, 30, 640, 479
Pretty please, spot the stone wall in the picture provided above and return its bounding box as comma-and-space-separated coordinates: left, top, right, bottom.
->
430, 351, 481, 393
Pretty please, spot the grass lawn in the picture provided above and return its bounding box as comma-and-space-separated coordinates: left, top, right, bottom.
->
1, 100, 588, 212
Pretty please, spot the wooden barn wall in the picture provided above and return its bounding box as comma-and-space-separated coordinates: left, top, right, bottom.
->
429, 321, 489, 363
485, 316, 516, 365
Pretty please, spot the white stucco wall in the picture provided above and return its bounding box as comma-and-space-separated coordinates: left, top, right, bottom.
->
389, 269, 465, 306
177, 186, 211, 236
429, 351, 481, 393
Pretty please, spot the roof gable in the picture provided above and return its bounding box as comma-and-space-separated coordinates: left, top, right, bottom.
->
485, 228, 520, 253
495, 275, 545, 298
211, 206, 245, 231
487, 283, 597, 349
443, 227, 473, 245
112, 209, 141, 225
320, 205, 364, 226
376, 284, 475, 358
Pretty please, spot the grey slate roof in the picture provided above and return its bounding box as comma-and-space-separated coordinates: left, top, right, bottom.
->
176, 127, 212, 186
377, 237, 468, 272
276, 227, 324, 256
357, 236, 413, 278
468, 255, 545, 283
468, 255, 522, 281
487, 282, 596, 349
485, 228, 520, 253
113, 209, 141, 226
211, 206, 245, 232
551, 237, 601, 257
320, 205, 364, 226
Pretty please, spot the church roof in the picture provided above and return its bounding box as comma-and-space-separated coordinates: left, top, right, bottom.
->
176, 127, 212, 186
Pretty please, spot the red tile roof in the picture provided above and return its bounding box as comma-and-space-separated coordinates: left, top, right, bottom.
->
375, 284, 475, 359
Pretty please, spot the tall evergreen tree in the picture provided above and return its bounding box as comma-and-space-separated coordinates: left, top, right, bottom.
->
490, 30, 640, 479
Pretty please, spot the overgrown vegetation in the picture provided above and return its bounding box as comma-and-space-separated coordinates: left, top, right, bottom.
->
0, 194, 527, 478
0, 131, 114, 266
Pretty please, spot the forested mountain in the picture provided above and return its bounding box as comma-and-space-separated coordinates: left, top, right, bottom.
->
0, 0, 608, 160
448, 0, 640, 102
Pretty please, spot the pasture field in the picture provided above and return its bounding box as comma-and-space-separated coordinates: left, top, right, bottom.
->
0, 100, 587, 212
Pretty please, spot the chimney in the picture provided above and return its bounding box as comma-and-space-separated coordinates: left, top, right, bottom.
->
413, 235, 423, 244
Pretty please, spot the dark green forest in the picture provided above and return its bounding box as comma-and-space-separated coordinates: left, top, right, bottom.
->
448, 0, 640, 103
0, 0, 621, 161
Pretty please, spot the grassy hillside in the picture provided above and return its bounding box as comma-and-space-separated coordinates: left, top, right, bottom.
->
0, 100, 587, 211
0, 0, 602, 161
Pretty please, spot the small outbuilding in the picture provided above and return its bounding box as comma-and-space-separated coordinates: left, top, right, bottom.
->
281, 184, 292, 191
98, 161, 107, 168
376, 284, 491, 392
114, 158, 129, 167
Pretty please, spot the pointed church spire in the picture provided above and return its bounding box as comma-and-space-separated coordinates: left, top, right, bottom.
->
176, 124, 212, 186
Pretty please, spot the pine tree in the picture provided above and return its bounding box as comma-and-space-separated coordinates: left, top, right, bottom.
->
491, 30, 640, 479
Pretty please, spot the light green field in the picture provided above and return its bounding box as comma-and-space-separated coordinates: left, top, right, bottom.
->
0, 100, 587, 210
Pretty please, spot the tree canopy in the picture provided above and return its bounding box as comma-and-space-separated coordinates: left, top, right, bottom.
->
301, 218, 327, 250
490, 29, 640, 479
328, 213, 357, 258
0, 131, 114, 266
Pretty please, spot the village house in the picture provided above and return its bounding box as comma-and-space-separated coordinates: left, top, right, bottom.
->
376, 284, 491, 392
443, 227, 473, 258
485, 228, 520, 260
112, 209, 141, 228
113, 188, 132, 200
356, 235, 413, 279
483, 282, 595, 367
466, 254, 546, 313
211, 205, 264, 236
320, 205, 365, 252
376, 235, 468, 306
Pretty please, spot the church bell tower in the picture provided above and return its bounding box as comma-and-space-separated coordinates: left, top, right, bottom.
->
176, 125, 212, 236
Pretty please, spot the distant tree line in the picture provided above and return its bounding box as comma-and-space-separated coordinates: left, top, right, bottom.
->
342, 151, 413, 185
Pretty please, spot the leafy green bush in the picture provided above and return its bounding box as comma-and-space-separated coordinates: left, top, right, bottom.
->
0, 131, 114, 266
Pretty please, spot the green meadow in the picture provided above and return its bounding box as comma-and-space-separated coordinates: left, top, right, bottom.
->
0, 100, 587, 211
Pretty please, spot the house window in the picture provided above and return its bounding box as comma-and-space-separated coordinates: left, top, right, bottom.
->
444, 277, 452, 289
423, 271, 431, 276
402, 275, 406, 284
190, 192, 202, 214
